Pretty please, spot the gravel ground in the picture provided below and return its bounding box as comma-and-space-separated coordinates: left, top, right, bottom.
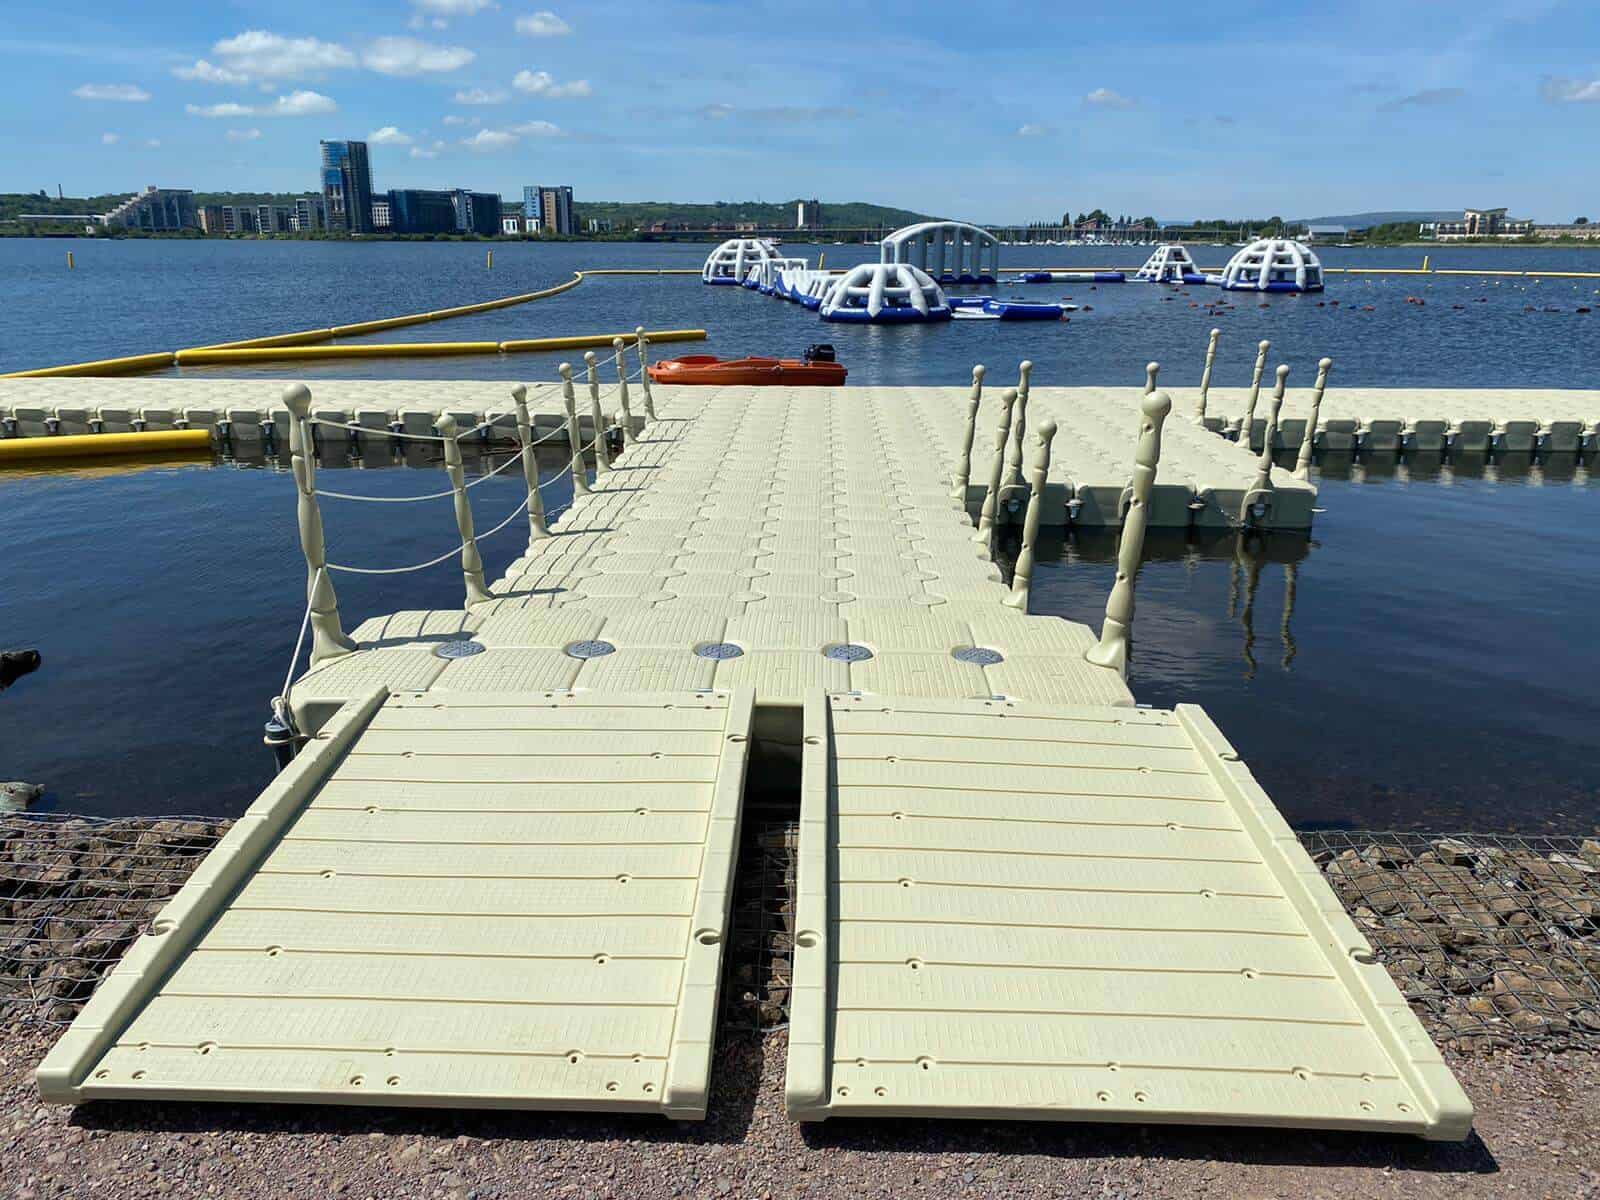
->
3, 1023, 1597, 1200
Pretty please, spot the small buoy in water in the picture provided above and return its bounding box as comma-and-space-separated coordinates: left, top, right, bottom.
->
1578, 307, 1592, 314
0, 649, 40, 691
1081, 305, 1093, 312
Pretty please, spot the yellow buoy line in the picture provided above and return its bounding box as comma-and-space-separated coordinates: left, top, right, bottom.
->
175, 329, 706, 366
0, 429, 212, 462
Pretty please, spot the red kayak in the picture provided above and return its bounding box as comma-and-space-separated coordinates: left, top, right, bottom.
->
648, 353, 846, 386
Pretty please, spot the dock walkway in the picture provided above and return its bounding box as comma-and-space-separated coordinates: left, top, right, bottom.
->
37, 381, 1473, 1140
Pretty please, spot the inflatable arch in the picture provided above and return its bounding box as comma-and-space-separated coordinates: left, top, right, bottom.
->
702, 238, 780, 285
754, 256, 809, 296
820, 262, 951, 323
880, 222, 1000, 284
1134, 243, 1204, 284
1217, 238, 1325, 292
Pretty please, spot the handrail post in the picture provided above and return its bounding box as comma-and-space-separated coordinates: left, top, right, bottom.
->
583, 351, 612, 476
282, 384, 355, 665
1086, 390, 1172, 676
1003, 360, 1032, 494
951, 364, 984, 503
1004, 417, 1056, 611
634, 326, 658, 421
612, 337, 636, 444
1241, 364, 1288, 526
973, 387, 1017, 547
436, 414, 493, 608
1196, 328, 1220, 424
558, 363, 591, 495
1241, 338, 1270, 446
1294, 357, 1332, 481
510, 384, 549, 544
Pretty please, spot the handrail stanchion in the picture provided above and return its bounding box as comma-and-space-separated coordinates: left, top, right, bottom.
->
436, 414, 493, 607
510, 384, 549, 544
612, 337, 636, 443
1086, 390, 1172, 676
1196, 328, 1220, 425
558, 363, 591, 495
1241, 338, 1270, 446
634, 326, 658, 421
282, 384, 355, 665
584, 351, 612, 476
1294, 357, 1332, 482
973, 387, 1016, 548
1241, 364, 1288, 527
1003, 360, 1032, 495
1004, 417, 1056, 612
952, 364, 984, 504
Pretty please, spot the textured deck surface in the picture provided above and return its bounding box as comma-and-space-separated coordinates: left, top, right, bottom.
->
785, 693, 1474, 1140
37, 687, 755, 1118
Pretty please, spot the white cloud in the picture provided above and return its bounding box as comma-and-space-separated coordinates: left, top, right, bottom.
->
100, 132, 120, 145
515, 10, 571, 36
414, 0, 496, 12
210, 31, 356, 80
511, 119, 562, 136
145, 138, 161, 148
186, 90, 336, 119
512, 68, 589, 97
1541, 76, 1600, 103
454, 87, 508, 104
462, 128, 517, 150
410, 140, 446, 159
1016, 122, 1053, 136
368, 125, 414, 145
1085, 87, 1134, 109
442, 114, 467, 125
73, 83, 151, 102
173, 59, 250, 85
362, 36, 474, 76
226, 128, 262, 142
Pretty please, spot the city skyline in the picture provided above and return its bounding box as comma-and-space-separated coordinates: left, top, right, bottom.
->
5, 0, 1600, 222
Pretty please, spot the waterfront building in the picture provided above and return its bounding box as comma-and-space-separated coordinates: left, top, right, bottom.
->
319, 139, 374, 234
585, 217, 613, 233
198, 204, 225, 236
255, 205, 291, 235
523, 184, 574, 235
1533, 222, 1600, 240
796, 198, 822, 229
1429, 207, 1535, 240
291, 196, 325, 232
502, 214, 529, 236
100, 186, 198, 232
387, 188, 457, 235
371, 198, 391, 231
451, 190, 503, 238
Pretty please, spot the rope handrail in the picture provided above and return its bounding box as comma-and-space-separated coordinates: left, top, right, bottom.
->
326, 491, 532, 576
315, 425, 568, 503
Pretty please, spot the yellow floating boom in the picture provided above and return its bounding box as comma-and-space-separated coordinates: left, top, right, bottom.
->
174, 328, 706, 366
0, 429, 212, 461
7, 352, 178, 379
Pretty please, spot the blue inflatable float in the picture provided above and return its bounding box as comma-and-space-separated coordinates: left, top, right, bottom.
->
984, 299, 1064, 320
1019, 271, 1124, 284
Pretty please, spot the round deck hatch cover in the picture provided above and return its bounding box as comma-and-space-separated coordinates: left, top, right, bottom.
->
952, 646, 1004, 666
433, 640, 485, 659
694, 642, 745, 660
564, 639, 617, 659
823, 643, 874, 663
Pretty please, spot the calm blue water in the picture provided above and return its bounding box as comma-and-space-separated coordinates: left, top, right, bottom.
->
1, 240, 1596, 832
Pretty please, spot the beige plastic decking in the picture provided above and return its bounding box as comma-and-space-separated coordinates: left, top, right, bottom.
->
785, 692, 1474, 1140
36, 686, 755, 1118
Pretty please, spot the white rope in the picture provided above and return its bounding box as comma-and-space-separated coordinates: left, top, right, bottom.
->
326, 493, 532, 576
272, 576, 317, 722
316, 426, 568, 503
304, 381, 567, 442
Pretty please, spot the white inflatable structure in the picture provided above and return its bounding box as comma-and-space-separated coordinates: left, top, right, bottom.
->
754, 256, 808, 295
793, 270, 837, 310
1134, 243, 1202, 284
820, 262, 951, 323
1217, 238, 1324, 292
702, 237, 780, 285
880, 221, 999, 284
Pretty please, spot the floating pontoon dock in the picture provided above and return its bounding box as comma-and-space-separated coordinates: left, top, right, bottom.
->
38, 377, 1473, 1140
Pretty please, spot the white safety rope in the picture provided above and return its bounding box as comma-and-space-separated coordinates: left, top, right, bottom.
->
325, 492, 532, 576
316, 428, 563, 503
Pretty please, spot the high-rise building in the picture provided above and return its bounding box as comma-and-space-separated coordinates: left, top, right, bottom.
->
522, 184, 573, 235
320, 140, 374, 234
388, 189, 457, 235
452, 190, 502, 237
371, 198, 391, 231
100, 186, 198, 232
796, 198, 822, 229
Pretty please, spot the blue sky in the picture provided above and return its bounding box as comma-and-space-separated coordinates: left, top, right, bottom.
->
5, 0, 1600, 222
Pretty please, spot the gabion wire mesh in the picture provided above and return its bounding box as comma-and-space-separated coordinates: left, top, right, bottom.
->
721, 818, 796, 1032
1, 814, 228, 1026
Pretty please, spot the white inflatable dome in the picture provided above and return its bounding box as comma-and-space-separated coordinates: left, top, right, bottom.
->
820, 262, 951, 323
702, 238, 779, 285
1134, 243, 1201, 284
1218, 238, 1324, 292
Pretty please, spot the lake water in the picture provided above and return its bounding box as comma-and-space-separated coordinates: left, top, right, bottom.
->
1, 240, 1596, 833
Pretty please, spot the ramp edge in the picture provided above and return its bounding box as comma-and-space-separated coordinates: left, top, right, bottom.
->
1174, 703, 1475, 1142
662, 687, 756, 1120
785, 690, 832, 1119
36, 687, 390, 1104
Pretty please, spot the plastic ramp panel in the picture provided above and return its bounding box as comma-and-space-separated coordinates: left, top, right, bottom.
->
786, 693, 1473, 1140
39, 687, 755, 1120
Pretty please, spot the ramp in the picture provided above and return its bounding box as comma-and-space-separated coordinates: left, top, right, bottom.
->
38, 686, 754, 1119
786, 693, 1472, 1140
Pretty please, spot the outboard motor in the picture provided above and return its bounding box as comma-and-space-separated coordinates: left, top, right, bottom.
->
803, 343, 837, 364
